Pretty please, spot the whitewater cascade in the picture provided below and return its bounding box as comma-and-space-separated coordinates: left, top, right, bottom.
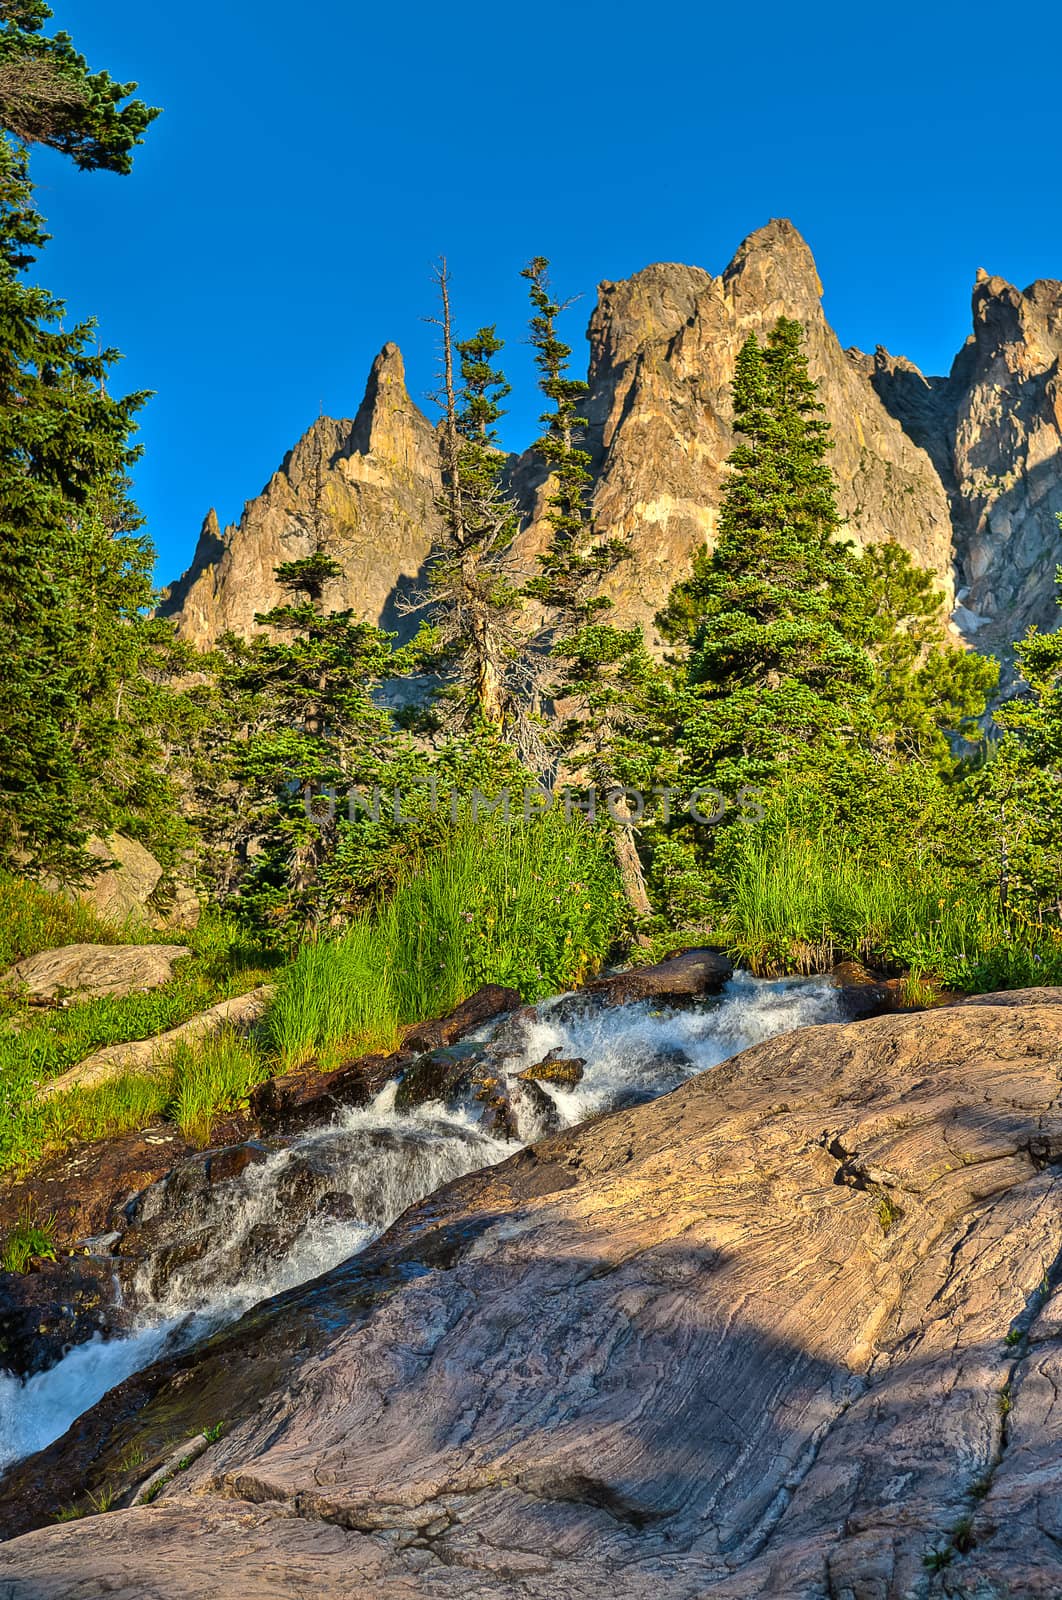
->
0, 973, 843, 1471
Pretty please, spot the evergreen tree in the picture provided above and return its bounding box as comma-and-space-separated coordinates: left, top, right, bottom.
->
522, 256, 651, 915
658, 318, 993, 803
0, 136, 175, 874
857, 541, 997, 763
975, 545, 1062, 921
415, 262, 529, 750
0, 1, 158, 171
220, 557, 415, 935
659, 321, 875, 793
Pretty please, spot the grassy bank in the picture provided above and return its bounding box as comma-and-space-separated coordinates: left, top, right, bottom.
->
0, 816, 624, 1183
268, 812, 625, 1069
0, 906, 276, 1178
709, 828, 1062, 990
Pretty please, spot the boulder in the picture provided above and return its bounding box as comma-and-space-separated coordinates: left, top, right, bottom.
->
0, 1255, 132, 1379
249, 1053, 394, 1133
7, 996, 1062, 1597
399, 983, 523, 1053
1, 943, 190, 1006
517, 1051, 586, 1087
71, 835, 164, 926
584, 946, 733, 1006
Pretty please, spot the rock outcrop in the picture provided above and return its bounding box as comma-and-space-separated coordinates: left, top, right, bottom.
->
0, 943, 190, 1006
161, 222, 1062, 660
577, 222, 956, 640
4, 993, 1062, 1597
159, 344, 442, 645
38, 984, 275, 1099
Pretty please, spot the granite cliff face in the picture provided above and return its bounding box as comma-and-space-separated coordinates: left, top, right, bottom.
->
162, 224, 1062, 656
160, 343, 442, 642
578, 221, 955, 640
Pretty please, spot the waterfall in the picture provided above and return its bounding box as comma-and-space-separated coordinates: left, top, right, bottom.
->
0, 973, 843, 1471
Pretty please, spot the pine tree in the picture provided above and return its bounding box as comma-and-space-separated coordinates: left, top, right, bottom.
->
0, 2, 158, 172
221, 558, 413, 934
976, 544, 1062, 920
661, 321, 882, 793
415, 262, 528, 745
522, 256, 651, 916
0, 136, 174, 874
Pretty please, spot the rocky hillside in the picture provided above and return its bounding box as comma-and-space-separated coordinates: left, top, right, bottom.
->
161, 220, 1062, 658
3, 992, 1062, 1597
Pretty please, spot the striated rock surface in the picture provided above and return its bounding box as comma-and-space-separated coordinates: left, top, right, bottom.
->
0, 943, 190, 1006
159, 344, 442, 647
4, 994, 1062, 1595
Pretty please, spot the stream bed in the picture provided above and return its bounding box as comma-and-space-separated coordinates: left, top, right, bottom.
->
0, 971, 843, 1472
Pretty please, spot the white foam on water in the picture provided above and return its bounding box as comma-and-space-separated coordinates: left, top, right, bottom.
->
0, 971, 844, 1471
0, 1324, 172, 1474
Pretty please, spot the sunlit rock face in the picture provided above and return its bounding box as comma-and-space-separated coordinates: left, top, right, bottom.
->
158, 342, 443, 647
161, 224, 1062, 657
5, 991, 1062, 1596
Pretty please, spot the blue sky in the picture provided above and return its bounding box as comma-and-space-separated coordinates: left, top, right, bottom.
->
34, 0, 1062, 585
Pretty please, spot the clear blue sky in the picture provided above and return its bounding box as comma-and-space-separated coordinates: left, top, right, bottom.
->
33, 0, 1062, 586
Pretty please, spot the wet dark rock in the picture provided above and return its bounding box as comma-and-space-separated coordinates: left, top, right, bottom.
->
249, 1053, 394, 1133
0, 1127, 206, 1250
514, 1077, 562, 1136
399, 983, 523, 1053
204, 1141, 271, 1187
518, 1050, 586, 1087
315, 1191, 363, 1223
0, 1256, 131, 1379
473, 1072, 519, 1141
830, 959, 894, 1019
585, 947, 734, 1006
393, 1044, 484, 1112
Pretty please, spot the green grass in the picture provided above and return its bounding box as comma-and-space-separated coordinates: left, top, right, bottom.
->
0, 913, 276, 1177
713, 828, 1062, 990
268, 812, 624, 1069
0, 874, 126, 971
1, 1211, 58, 1272
36, 1028, 269, 1153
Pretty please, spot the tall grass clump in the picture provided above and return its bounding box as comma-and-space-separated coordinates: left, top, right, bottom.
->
718, 824, 1062, 985
165, 1029, 267, 1143
0, 874, 121, 970
1, 1212, 57, 1273
269, 811, 624, 1068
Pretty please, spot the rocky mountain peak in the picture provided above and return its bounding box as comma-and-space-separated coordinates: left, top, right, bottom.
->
161, 223, 1062, 663
721, 217, 824, 318
158, 344, 441, 646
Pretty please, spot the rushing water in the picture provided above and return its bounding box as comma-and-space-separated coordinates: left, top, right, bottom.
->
0, 972, 842, 1472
